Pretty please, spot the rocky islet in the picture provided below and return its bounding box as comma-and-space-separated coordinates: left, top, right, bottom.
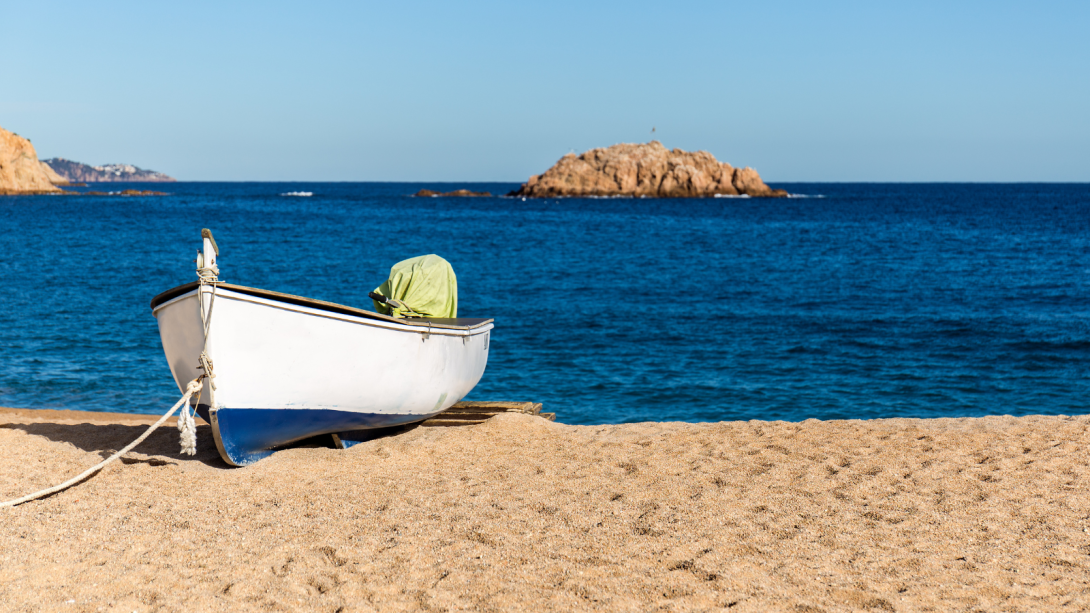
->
413, 189, 492, 197
510, 141, 787, 198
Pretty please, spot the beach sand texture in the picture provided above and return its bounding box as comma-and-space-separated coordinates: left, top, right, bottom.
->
2, 408, 1089, 612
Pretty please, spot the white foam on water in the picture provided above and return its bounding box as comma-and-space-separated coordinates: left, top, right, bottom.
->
281, 191, 313, 197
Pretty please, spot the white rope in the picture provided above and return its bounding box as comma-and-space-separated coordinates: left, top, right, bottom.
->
176, 270, 218, 459
0, 378, 204, 509
196, 262, 219, 283
177, 384, 200, 456
196, 271, 218, 393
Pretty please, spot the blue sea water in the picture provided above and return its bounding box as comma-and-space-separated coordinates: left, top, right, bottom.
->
1, 182, 1087, 424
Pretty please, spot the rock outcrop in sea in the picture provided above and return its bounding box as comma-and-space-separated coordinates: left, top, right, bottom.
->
509, 141, 787, 198
42, 158, 175, 183
0, 126, 63, 194
84, 189, 168, 196
414, 189, 491, 197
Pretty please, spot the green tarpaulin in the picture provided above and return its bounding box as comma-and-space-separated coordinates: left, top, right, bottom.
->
372, 254, 458, 318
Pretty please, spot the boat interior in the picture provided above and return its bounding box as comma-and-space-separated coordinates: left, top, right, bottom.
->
150, 282, 494, 330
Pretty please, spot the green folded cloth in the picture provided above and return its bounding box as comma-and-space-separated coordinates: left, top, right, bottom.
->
372, 254, 458, 319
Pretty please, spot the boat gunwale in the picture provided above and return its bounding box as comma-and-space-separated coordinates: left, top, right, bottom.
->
156, 288, 490, 338
150, 281, 494, 331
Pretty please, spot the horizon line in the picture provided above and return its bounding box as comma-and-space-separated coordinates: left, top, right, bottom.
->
111, 180, 1090, 185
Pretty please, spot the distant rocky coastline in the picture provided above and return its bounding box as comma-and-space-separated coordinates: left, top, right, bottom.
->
510, 141, 787, 198
0, 124, 175, 194
42, 158, 175, 183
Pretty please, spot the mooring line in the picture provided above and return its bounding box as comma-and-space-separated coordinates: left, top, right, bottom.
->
0, 378, 204, 509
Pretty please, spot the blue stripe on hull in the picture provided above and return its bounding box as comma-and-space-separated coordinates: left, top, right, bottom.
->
205, 407, 432, 466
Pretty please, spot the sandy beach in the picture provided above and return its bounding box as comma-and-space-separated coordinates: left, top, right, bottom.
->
2, 407, 1088, 612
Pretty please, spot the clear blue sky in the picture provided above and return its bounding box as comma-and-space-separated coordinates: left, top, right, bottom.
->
4, 1, 1088, 181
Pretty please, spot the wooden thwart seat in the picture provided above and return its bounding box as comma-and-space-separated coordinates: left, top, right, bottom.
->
331, 401, 555, 449
422, 401, 555, 426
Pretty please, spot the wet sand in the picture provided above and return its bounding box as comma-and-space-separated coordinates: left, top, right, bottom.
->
2, 407, 1089, 612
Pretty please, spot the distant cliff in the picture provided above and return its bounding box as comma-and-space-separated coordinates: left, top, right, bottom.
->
510, 141, 786, 198
42, 158, 175, 183
39, 160, 67, 184
0, 126, 63, 194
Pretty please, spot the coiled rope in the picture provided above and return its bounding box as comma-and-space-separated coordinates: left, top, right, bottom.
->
0, 378, 204, 509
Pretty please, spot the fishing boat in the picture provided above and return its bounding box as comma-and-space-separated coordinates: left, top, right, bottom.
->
150, 230, 493, 466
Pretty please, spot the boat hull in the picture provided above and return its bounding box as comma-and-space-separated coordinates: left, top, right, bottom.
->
153, 285, 492, 465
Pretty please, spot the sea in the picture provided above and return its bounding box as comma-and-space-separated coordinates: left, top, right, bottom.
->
1, 182, 1087, 425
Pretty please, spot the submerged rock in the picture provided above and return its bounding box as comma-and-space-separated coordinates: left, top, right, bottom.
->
509, 141, 787, 198
83, 189, 168, 196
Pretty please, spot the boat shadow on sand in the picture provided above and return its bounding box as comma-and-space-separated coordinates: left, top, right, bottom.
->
3, 421, 425, 470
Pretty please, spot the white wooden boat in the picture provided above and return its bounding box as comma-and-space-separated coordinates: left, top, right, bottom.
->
150, 232, 493, 466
